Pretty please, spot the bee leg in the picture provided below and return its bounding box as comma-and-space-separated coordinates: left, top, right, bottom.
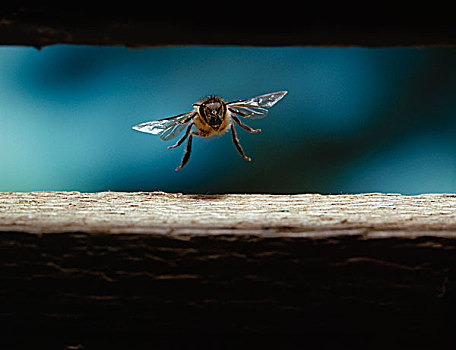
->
230, 124, 251, 162
175, 135, 193, 171
168, 123, 194, 150
231, 115, 261, 133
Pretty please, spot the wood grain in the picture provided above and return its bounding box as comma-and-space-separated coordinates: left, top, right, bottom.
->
2, 191, 456, 235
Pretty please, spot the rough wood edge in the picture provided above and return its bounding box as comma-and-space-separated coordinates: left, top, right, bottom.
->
1, 191, 456, 237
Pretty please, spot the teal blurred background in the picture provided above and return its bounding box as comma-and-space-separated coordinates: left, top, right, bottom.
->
0, 46, 455, 194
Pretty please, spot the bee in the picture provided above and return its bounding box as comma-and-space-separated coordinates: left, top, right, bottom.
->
132, 91, 288, 170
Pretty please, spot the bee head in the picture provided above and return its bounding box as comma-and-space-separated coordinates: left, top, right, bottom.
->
198, 96, 226, 130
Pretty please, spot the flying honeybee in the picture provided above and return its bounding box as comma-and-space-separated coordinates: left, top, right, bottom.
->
132, 91, 288, 170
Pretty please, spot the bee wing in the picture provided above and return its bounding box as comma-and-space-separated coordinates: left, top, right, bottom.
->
227, 91, 288, 119
132, 111, 195, 141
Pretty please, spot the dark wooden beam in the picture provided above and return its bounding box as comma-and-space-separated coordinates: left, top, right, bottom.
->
2, 4, 456, 48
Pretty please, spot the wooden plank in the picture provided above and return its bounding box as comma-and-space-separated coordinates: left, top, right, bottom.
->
1, 191, 456, 235
1, 191, 456, 348
2, 4, 456, 48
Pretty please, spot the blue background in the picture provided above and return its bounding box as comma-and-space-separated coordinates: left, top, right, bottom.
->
0, 46, 455, 194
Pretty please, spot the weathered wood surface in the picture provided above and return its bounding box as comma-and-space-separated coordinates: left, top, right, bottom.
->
2, 191, 456, 235
1, 191, 456, 348
2, 4, 456, 48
